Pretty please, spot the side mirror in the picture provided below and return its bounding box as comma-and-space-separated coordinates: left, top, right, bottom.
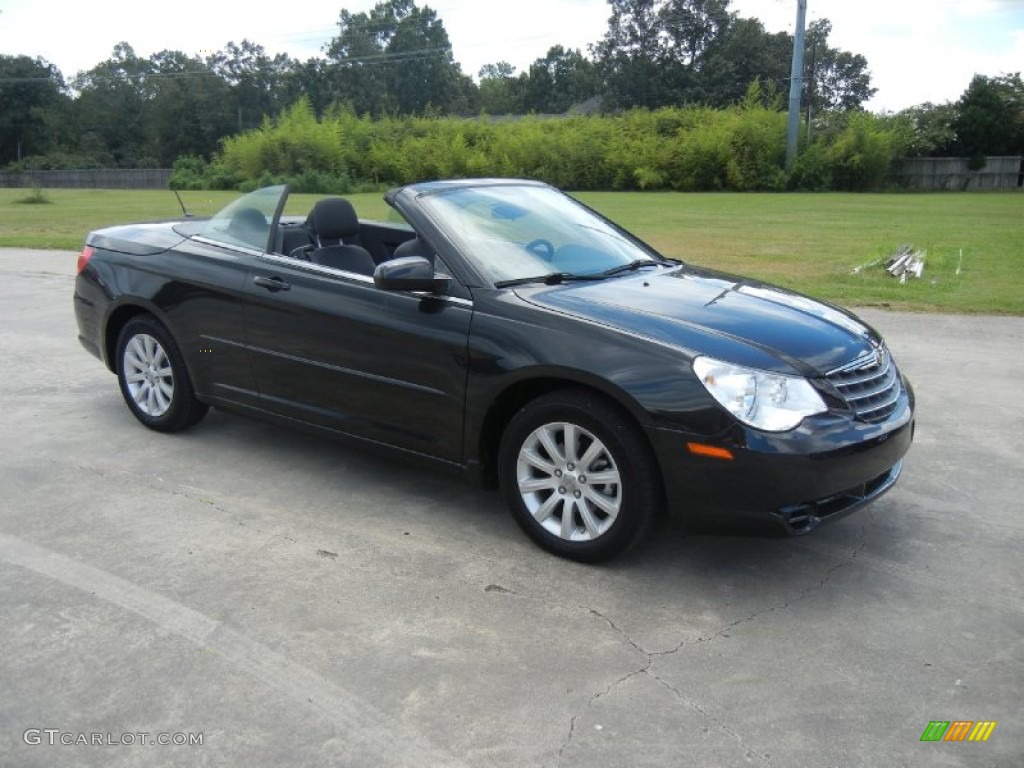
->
374, 256, 449, 294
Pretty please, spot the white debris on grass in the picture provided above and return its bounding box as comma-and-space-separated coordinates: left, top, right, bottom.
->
851, 244, 926, 283
850, 257, 882, 274
886, 244, 925, 283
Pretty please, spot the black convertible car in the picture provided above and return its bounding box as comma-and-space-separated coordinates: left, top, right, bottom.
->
74, 180, 914, 561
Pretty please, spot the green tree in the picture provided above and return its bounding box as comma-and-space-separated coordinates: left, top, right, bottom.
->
72, 43, 153, 166
887, 102, 958, 157
592, 0, 669, 109
325, 0, 474, 116
522, 47, 600, 113
283, 58, 336, 117
804, 20, 877, 112
686, 17, 790, 106
952, 73, 1024, 161
478, 62, 521, 114
0, 55, 70, 165
326, 8, 392, 115
208, 40, 295, 131
382, 0, 473, 114
660, 0, 731, 68
593, 2, 876, 112
146, 50, 233, 165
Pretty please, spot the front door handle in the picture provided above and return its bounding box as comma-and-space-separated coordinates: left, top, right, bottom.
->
253, 275, 291, 292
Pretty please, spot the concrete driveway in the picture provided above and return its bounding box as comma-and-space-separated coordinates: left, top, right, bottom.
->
1, 249, 1021, 767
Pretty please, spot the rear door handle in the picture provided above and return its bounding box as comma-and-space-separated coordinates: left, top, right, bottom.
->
253, 275, 290, 292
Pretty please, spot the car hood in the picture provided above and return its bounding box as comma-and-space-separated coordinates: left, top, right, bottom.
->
513, 264, 880, 376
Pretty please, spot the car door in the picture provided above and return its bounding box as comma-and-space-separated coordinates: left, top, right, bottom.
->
157, 237, 259, 406
159, 185, 289, 407
241, 254, 473, 464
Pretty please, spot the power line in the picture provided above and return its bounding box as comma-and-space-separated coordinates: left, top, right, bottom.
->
0, 43, 455, 89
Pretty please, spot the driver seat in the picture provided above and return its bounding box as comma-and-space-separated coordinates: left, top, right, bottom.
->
306, 198, 377, 276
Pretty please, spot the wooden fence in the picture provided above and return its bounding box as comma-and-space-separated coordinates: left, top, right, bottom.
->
0, 168, 172, 189
2, 158, 1022, 192
892, 156, 1023, 191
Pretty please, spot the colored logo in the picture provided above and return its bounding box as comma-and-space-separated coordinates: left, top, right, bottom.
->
920, 721, 997, 742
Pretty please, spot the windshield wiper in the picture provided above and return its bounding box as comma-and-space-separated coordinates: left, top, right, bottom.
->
494, 272, 606, 288
602, 259, 663, 276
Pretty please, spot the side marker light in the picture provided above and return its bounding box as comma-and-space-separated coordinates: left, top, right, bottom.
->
687, 442, 734, 460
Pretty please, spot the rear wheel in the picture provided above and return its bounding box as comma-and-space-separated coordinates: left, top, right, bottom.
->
498, 389, 660, 562
116, 316, 208, 432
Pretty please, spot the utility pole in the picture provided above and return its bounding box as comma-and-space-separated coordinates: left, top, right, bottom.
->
786, 0, 808, 166
805, 39, 817, 144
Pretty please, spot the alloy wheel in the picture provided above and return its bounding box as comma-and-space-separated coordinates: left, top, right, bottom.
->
515, 421, 622, 542
122, 333, 174, 417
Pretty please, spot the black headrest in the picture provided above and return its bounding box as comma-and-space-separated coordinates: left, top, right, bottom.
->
307, 198, 359, 241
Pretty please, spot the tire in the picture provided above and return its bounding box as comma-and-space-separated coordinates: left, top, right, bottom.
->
115, 315, 208, 433
498, 389, 660, 562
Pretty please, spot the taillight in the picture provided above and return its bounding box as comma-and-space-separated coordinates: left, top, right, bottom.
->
77, 245, 94, 274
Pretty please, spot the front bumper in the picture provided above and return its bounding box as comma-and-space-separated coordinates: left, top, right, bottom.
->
772, 458, 903, 534
648, 381, 915, 534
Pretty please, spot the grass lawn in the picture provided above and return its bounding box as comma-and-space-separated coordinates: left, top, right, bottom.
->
2, 187, 1021, 314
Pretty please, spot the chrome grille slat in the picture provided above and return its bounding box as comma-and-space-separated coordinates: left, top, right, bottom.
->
854, 389, 901, 416
842, 367, 897, 402
834, 357, 892, 387
826, 347, 901, 423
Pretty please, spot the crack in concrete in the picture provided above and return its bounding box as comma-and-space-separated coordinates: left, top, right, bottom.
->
160, 479, 234, 517
655, 514, 872, 658
556, 665, 651, 768
586, 607, 649, 657
555, 714, 578, 767
555, 601, 776, 767
648, 673, 773, 766
68, 461, 227, 512
552, 519, 870, 767
70, 460, 253, 524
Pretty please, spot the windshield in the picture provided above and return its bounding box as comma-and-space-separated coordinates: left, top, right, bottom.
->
197, 185, 287, 252
418, 185, 661, 284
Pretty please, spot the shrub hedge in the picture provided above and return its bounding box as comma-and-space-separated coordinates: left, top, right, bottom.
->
185, 93, 909, 193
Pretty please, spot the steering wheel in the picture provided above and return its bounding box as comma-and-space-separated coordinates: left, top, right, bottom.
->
525, 238, 555, 262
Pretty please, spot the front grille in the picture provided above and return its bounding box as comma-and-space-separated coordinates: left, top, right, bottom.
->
826, 347, 901, 423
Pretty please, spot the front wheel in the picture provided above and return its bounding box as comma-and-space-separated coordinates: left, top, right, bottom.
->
498, 389, 660, 562
116, 315, 208, 432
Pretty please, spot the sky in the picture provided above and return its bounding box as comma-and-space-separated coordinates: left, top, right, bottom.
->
0, 0, 1022, 112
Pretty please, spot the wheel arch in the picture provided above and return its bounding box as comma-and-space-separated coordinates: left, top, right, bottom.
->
472, 373, 661, 491
103, 301, 175, 374
109, 307, 210, 432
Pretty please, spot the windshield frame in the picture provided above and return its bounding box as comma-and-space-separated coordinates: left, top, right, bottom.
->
413, 182, 668, 288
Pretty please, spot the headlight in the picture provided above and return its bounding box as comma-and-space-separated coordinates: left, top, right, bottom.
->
692, 356, 827, 432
